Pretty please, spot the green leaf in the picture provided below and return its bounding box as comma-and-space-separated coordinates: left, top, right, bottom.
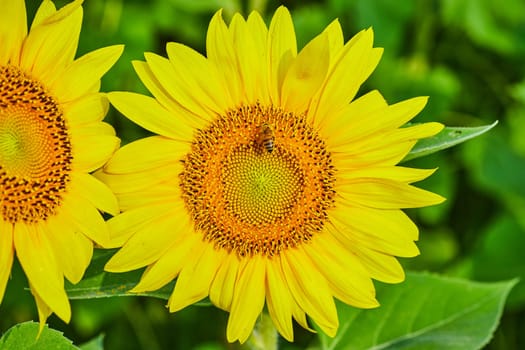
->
317, 272, 516, 350
0, 322, 78, 350
403, 121, 498, 162
79, 334, 104, 350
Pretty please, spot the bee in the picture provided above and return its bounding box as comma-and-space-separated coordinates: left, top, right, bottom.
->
257, 123, 275, 153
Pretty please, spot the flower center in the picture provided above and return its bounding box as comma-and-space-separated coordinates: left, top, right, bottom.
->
0, 65, 72, 224
180, 103, 336, 257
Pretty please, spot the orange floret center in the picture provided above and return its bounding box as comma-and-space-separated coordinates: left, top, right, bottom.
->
0, 66, 72, 224
180, 103, 336, 257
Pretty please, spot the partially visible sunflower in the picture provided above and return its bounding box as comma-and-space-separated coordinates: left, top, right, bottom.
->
100, 6, 444, 343
0, 0, 122, 329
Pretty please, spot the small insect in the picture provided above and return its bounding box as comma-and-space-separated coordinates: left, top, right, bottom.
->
257, 123, 275, 153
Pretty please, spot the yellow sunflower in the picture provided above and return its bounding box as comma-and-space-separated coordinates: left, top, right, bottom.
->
0, 0, 122, 329
100, 6, 444, 343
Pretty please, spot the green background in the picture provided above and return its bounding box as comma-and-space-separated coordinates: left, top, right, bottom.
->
2, 0, 525, 349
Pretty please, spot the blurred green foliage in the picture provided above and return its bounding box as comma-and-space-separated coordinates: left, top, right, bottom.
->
3, 0, 525, 349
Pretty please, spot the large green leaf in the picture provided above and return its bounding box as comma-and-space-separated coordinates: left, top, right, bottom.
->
78, 334, 104, 350
403, 121, 498, 162
0, 322, 77, 350
317, 272, 515, 350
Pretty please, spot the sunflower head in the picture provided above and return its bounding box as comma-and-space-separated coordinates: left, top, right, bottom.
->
101, 6, 444, 343
0, 0, 123, 331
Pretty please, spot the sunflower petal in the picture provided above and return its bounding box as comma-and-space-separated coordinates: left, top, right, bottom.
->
104, 136, 188, 174
46, 216, 92, 284
227, 256, 266, 343
309, 28, 377, 122
338, 178, 446, 209
0, 219, 14, 302
168, 243, 222, 312
266, 258, 295, 342
20, 1, 82, 84
60, 193, 110, 247
166, 42, 232, 113
305, 235, 378, 308
209, 252, 241, 311
14, 223, 71, 322
132, 234, 201, 293
106, 202, 174, 248
108, 92, 194, 142
268, 6, 297, 104
281, 31, 329, 113
63, 93, 109, 126
52, 45, 124, 102
281, 249, 338, 337
106, 207, 191, 272
69, 173, 119, 216
206, 10, 243, 105
0, 0, 27, 65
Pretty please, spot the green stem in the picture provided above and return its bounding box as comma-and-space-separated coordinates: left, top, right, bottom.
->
243, 312, 279, 350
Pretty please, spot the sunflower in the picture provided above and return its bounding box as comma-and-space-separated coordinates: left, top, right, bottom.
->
0, 0, 122, 329
100, 6, 444, 343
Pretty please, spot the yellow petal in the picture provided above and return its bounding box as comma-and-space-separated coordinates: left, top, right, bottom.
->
318, 89, 387, 139
72, 133, 120, 173
115, 182, 179, 212
330, 206, 421, 257
32, 283, 53, 337
266, 258, 295, 342
329, 96, 429, 148
131, 234, 201, 293
166, 42, 232, 113
281, 31, 329, 113
309, 28, 377, 122
336, 166, 437, 184
0, 0, 27, 65
350, 244, 405, 283
108, 92, 194, 142
145, 52, 214, 119
206, 10, 243, 105
209, 252, 240, 311
60, 193, 110, 247
323, 19, 344, 65
0, 219, 14, 302
106, 206, 191, 272
268, 6, 297, 104
281, 249, 338, 337
247, 11, 271, 104
332, 123, 444, 167
337, 178, 446, 209
63, 93, 109, 126
69, 173, 119, 216
106, 202, 175, 248
97, 162, 182, 194
229, 13, 264, 104
227, 255, 266, 343
52, 45, 124, 102
132, 60, 208, 131
46, 216, 92, 284
30, 0, 56, 29
14, 223, 71, 322
304, 235, 378, 308
168, 242, 221, 312
104, 136, 188, 174
20, 1, 82, 84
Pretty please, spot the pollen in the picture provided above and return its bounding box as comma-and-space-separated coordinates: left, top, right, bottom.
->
0, 65, 72, 224
179, 103, 336, 257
